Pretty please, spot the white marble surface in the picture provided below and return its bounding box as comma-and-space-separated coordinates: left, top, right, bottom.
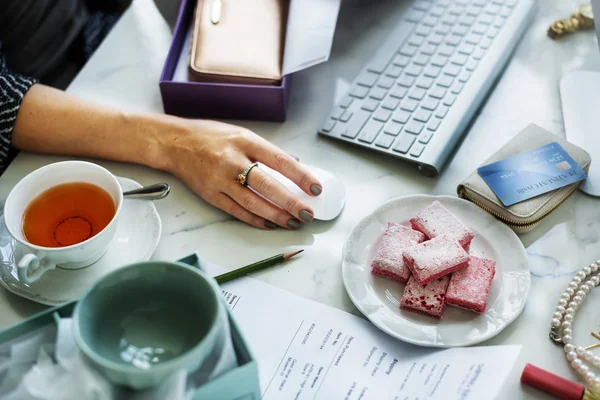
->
1, 0, 600, 398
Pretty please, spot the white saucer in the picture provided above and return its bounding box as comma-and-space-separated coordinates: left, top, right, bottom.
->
0, 177, 162, 306
342, 195, 530, 348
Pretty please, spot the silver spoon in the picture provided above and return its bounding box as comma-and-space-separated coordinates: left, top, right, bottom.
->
123, 183, 170, 200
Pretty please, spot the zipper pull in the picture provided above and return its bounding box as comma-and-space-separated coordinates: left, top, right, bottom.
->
211, 0, 222, 24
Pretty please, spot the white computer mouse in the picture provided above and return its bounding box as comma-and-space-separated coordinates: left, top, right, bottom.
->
258, 163, 345, 221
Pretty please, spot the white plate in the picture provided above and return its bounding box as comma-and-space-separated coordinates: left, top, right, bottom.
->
342, 195, 530, 348
0, 177, 162, 306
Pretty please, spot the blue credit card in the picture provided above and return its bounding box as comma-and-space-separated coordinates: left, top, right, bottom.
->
477, 142, 587, 206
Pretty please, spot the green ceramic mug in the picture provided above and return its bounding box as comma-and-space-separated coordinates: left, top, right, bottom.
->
72, 260, 225, 390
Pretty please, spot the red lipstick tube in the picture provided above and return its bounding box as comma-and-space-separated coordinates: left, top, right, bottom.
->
521, 364, 600, 400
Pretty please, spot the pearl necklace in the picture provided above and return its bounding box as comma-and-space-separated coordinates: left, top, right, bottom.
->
550, 260, 600, 388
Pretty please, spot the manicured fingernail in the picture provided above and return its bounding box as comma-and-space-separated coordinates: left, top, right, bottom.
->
287, 219, 302, 229
299, 210, 314, 223
310, 184, 322, 196
264, 220, 277, 229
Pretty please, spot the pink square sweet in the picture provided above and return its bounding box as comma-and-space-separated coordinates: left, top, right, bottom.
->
410, 201, 475, 250
403, 235, 470, 286
445, 256, 496, 314
400, 275, 450, 319
371, 223, 426, 283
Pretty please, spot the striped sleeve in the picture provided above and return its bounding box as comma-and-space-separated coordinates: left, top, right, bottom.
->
0, 52, 38, 172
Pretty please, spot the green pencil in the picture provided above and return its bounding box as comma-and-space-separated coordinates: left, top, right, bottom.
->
214, 250, 304, 284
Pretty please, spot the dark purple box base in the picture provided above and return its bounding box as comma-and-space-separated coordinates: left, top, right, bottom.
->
159, 0, 291, 122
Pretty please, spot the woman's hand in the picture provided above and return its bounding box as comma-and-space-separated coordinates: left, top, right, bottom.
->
164, 119, 323, 230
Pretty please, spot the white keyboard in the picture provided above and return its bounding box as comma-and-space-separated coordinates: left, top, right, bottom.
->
318, 0, 536, 176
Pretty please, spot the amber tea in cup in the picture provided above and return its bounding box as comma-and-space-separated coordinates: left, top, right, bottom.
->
22, 182, 116, 248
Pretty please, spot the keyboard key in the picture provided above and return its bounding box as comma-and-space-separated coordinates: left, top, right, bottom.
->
378, 76, 396, 89
435, 23, 451, 35
443, 94, 457, 106
438, 0, 451, 6
429, 86, 447, 99
479, 13, 494, 25
392, 109, 411, 124
427, 118, 441, 131
422, 97, 439, 110
473, 48, 485, 60
339, 95, 353, 108
408, 88, 426, 100
431, 55, 448, 67
472, 23, 489, 35
473, 0, 486, 6
444, 64, 461, 77
446, 35, 461, 47
331, 107, 344, 120
399, 44, 419, 57
459, 15, 475, 26
392, 134, 416, 154
458, 44, 476, 55
381, 97, 400, 110
424, 66, 442, 78
350, 86, 369, 99
405, 120, 425, 135
340, 126, 362, 139
485, 4, 500, 15
451, 54, 468, 66
458, 71, 471, 83
453, 25, 469, 37
384, 121, 403, 136
361, 98, 380, 112
466, 5, 483, 16
430, 5, 446, 17
322, 119, 336, 132
420, 44, 437, 56
373, 108, 392, 122
436, 106, 449, 118
400, 98, 419, 112
408, 34, 425, 46
410, 143, 426, 157
466, 59, 478, 71
506, 0, 517, 6
439, 45, 455, 57
423, 15, 439, 27
428, 33, 445, 45
419, 130, 434, 143
413, 1, 432, 12
413, 54, 430, 66
451, 82, 464, 94
397, 75, 416, 88
448, 5, 463, 16
441, 13, 458, 25
404, 9, 425, 23
414, 109, 432, 123
369, 87, 387, 100
358, 120, 384, 143
390, 86, 408, 99
415, 24, 431, 36
340, 110, 353, 122
332, 125, 348, 138
357, 72, 379, 87
416, 76, 434, 89
465, 33, 482, 45
385, 65, 403, 78
480, 37, 493, 49
487, 27, 500, 38
437, 75, 454, 88
393, 55, 411, 67
405, 64, 423, 76
375, 134, 396, 149
494, 15, 507, 27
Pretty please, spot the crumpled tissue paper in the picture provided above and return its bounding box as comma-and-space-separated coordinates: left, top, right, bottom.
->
0, 307, 237, 400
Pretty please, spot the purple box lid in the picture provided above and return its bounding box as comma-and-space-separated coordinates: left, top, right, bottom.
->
159, 0, 291, 121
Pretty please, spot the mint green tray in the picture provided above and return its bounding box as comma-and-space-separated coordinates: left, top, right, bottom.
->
0, 253, 261, 400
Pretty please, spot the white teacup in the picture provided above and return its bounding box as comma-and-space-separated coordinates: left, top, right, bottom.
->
3, 161, 123, 284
